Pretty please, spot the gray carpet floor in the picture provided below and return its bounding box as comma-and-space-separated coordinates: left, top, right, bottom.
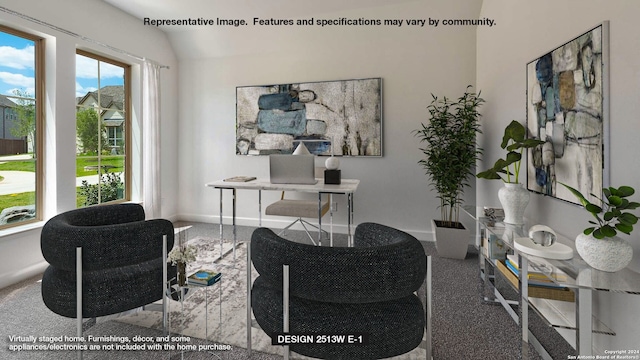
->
0, 222, 576, 359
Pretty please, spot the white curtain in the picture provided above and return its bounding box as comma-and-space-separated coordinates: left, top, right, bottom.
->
142, 61, 161, 219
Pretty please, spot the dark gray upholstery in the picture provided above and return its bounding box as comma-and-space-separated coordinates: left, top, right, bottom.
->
41, 203, 176, 318
251, 222, 427, 359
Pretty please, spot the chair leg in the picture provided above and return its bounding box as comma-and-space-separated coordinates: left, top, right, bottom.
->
277, 218, 330, 246
76, 247, 83, 360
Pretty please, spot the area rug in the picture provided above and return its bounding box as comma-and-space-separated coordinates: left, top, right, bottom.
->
116, 235, 428, 359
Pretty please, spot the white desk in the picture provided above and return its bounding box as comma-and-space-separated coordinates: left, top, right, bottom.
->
205, 177, 359, 354
206, 178, 359, 248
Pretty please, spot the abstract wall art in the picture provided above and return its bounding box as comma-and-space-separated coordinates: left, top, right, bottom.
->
526, 22, 609, 205
236, 78, 382, 156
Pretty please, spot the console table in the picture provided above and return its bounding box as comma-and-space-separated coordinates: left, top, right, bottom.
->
463, 206, 640, 359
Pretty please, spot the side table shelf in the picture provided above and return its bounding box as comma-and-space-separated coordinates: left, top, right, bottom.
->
463, 206, 640, 359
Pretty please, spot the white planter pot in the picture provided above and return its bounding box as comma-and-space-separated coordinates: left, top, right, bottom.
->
498, 183, 530, 225
575, 233, 633, 272
432, 219, 469, 259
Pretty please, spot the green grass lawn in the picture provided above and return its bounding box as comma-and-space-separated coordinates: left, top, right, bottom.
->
0, 192, 36, 212
0, 154, 125, 212
0, 189, 94, 211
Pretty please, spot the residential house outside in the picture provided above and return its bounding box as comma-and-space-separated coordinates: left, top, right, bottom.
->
75, 85, 125, 155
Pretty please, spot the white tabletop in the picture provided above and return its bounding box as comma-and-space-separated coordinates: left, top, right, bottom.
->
206, 178, 359, 194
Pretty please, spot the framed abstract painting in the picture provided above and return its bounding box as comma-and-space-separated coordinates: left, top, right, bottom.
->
236, 78, 382, 156
526, 21, 609, 205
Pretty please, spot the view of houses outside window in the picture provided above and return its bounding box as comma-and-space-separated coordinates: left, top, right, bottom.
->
0, 28, 40, 228
76, 52, 129, 207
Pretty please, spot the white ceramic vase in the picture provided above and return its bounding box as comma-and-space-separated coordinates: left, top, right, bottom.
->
575, 233, 633, 272
498, 183, 530, 225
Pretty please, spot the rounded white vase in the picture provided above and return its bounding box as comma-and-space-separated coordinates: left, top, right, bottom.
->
575, 233, 633, 272
498, 183, 529, 225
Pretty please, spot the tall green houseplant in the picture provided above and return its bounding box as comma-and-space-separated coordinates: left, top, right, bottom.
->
415, 86, 484, 228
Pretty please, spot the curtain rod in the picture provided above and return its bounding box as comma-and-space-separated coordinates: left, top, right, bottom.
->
0, 5, 170, 69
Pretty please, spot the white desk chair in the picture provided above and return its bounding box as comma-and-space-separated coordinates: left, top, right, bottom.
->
265, 191, 330, 245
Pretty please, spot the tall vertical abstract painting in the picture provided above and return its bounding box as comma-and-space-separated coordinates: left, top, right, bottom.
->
526, 22, 609, 205
236, 78, 382, 156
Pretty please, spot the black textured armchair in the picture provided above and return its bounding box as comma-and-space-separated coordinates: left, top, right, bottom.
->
40, 203, 176, 319
251, 222, 430, 359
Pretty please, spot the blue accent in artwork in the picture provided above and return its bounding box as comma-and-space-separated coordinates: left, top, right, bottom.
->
258, 93, 293, 111
536, 168, 547, 187
292, 140, 331, 155
545, 85, 555, 120
257, 109, 306, 136
535, 53, 553, 85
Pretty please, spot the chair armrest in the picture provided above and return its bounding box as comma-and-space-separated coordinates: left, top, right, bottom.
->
42, 217, 174, 271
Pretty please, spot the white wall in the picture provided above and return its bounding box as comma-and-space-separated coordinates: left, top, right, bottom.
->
477, 0, 640, 352
0, 0, 179, 288
175, 0, 482, 240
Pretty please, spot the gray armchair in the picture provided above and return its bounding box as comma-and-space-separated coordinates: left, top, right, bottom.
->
251, 222, 430, 359
40, 203, 176, 320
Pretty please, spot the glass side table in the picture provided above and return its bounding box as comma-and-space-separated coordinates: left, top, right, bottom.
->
168, 274, 223, 359
463, 205, 640, 359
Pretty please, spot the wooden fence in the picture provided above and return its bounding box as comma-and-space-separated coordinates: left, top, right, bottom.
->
0, 139, 27, 155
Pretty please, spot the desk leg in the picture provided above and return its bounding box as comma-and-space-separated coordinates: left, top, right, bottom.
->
247, 234, 252, 355
258, 190, 262, 227
318, 193, 322, 246
577, 288, 593, 355
219, 189, 224, 261
233, 189, 237, 262
347, 193, 353, 247
329, 194, 333, 247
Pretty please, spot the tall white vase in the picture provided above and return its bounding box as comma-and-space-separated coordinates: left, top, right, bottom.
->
575, 233, 633, 272
498, 183, 530, 225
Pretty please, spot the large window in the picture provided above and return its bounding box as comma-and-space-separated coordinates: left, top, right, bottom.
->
75, 51, 130, 208
0, 26, 43, 229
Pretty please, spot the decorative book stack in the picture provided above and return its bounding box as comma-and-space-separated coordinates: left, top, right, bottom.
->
187, 269, 222, 286
496, 254, 575, 302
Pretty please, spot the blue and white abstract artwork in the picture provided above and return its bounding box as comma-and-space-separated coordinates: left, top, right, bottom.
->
236, 78, 382, 156
526, 22, 608, 205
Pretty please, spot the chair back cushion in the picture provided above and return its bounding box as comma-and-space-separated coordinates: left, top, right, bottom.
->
251, 223, 426, 303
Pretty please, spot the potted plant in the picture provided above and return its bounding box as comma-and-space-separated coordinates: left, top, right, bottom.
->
414, 85, 484, 259
168, 241, 197, 286
476, 120, 544, 225
562, 183, 639, 272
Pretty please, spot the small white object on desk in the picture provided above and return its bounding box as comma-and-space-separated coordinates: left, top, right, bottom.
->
514, 237, 574, 260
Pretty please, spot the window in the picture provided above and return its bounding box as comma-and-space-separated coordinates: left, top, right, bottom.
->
75, 51, 130, 208
0, 26, 43, 229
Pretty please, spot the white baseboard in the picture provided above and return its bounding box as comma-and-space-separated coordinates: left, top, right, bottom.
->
0, 261, 48, 289
177, 213, 436, 242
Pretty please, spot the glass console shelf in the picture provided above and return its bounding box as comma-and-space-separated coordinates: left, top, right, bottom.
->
462, 206, 640, 359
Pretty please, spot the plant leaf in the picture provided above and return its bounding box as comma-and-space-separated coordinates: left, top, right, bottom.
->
585, 203, 602, 214
560, 182, 590, 207
618, 186, 635, 197
601, 225, 617, 237
608, 195, 623, 207
616, 223, 633, 234
501, 120, 525, 148
619, 213, 638, 225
